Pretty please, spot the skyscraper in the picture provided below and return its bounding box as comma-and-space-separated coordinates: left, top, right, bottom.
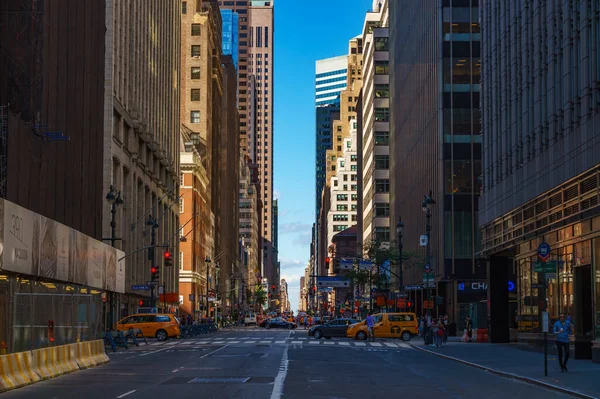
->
218, 0, 277, 290
221, 9, 239, 69
315, 55, 346, 219
389, 0, 482, 321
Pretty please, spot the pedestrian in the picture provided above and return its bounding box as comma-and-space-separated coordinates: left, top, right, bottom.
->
465, 315, 473, 342
430, 318, 438, 347
443, 315, 449, 343
435, 319, 445, 347
418, 317, 424, 337
366, 311, 375, 342
553, 313, 573, 372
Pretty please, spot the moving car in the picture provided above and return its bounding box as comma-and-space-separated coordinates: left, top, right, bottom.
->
309, 318, 359, 339
346, 312, 418, 341
117, 313, 180, 341
259, 317, 297, 330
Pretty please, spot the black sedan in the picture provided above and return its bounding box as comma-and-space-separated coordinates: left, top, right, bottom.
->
259, 317, 297, 329
308, 318, 359, 339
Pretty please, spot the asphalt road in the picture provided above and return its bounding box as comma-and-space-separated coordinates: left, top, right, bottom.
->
3, 327, 577, 399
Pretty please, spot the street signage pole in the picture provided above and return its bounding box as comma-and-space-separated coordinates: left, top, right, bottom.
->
538, 241, 551, 377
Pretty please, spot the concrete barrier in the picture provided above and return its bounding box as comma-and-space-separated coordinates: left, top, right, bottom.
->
0, 351, 40, 392
32, 346, 63, 380
76, 340, 109, 369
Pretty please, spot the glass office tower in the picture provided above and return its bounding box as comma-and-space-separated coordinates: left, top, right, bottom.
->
221, 9, 239, 69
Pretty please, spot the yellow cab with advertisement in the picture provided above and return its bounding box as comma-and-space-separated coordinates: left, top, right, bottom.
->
346, 312, 418, 341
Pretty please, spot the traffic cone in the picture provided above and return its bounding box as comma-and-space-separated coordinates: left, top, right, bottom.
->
0, 340, 6, 355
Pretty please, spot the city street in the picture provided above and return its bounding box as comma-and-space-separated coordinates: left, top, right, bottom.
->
2, 329, 578, 399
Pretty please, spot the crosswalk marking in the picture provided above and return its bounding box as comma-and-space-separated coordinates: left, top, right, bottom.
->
275, 340, 286, 344
308, 341, 320, 345
383, 343, 397, 347
354, 342, 366, 346
229, 341, 240, 344
338, 342, 350, 346
291, 341, 303, 344
370, 342, 382, 347
324, 341, 335, 345
259, 341, 271, 344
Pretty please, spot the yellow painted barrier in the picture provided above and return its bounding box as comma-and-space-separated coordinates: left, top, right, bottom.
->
75, 340, 108, 369
0, 352, 39, 392
32, 346, 63, 380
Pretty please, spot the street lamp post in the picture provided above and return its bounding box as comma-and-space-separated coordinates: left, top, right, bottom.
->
396, 218, 404, 312
103, 185, 123, 330
422, 191, 435, 317
146, 215, 159, 308
204, 257, 211, 318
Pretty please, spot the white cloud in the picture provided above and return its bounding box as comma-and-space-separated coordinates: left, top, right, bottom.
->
279, 222, 311, 235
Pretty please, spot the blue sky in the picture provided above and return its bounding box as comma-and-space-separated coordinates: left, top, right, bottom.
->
273, 0, 372, 312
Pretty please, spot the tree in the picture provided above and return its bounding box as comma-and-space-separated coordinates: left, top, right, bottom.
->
362, 238, 424, 290
253, 285, 267, 311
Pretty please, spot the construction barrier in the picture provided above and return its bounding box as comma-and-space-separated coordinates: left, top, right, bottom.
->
0, 351, 40, 392
1, 340, 109, 393
76, 340, 109, 369
473, 328, 489, 342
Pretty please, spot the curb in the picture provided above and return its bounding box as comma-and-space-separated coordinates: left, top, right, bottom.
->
411, 344, 597, 399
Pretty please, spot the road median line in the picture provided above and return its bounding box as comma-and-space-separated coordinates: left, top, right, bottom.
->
410, 344, 597, 399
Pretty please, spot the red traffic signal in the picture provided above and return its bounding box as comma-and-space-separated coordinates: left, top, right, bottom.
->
151, 267, 158, 274
164, 250, 173, 267
271, 285, 276, 291
139, 300, 144, 306
325, 257, 330, 264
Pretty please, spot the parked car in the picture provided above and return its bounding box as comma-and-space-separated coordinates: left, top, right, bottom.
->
309, 318, 359, 339
117, 313, 180, 341
244, 313, 257, 326
259, 317, 297, 329
346, 312, 418, 341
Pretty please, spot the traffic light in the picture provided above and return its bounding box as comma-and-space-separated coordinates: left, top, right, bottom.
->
151, 266, 159, 280
407, 301, 412, 308
139, 300, 144, 307
164, 250, 173, 267
325, 257, 330, 266
271, 284, 276, 292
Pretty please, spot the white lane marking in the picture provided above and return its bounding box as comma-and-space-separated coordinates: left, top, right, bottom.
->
338, 342, 350, 346
172, 369, 180, 373
199, 345, 229, 359
116, 390, 136, 398
270, 346, 289, 399
139, 347, 172, 357
166, 341, 179, 346
308, 341, 320, 345
354, 342, 366, 347
383, 343, 397, 347
291, 341, 303, 344
275, 340, 286, 344
244, 340, 256, 344
182, 341, 194, 345
324, 341, 334, 345
259, 341, 271, 344
397, 343, 412, 349
212, 341, 225, 344
229, 341, 240, 344
370, 342, 382, 347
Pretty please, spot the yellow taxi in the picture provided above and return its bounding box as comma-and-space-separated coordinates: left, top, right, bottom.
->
346, 312, 418, 341
117, 313, 180, 341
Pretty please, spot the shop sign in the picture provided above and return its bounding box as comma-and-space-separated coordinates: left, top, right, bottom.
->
537, 242, 551, 262
458, 281, 488, 291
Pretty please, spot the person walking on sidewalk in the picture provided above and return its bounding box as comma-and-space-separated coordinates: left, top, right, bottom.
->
442, 315, 449, 344
553, 313, 573, 372
465, 316, 473, 342
366, 312, 375, 342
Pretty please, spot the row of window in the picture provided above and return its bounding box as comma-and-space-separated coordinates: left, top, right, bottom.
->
336, 194, 359, 201
336, 204, 358, 211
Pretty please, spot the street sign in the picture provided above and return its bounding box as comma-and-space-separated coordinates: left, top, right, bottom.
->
131, 285, 150, 291
419, 235, 428, 247
318, 287, 333, 293
146, 281, 158, 286
189, 294, 195, 301
316, 276, 351, 288
395, 293, 408, 299
339, 259, 354, 270
424, 263, 431, 272
359, 259, 373, 270
534, 260, 557, 273
537, 242, 551, 262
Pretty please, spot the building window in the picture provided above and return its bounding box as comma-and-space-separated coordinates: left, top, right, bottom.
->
180, 173, 185, 186
375, 37, 389, 51
336, 194, 348, 201
351, 155, 357, 161
375, 227, 390, 242
336, 204, 348, 211
179, 198, 184, 213
351, 165, 357, 171
375, 84, 389, 98
190, 111, 200, 123
337, 135, 342, 142
179, 252, 184, 271
444, 160, 481, 193
375, 131, 389, 145
191, 45, 201, 57
333, 225, 348, 232
375, 179, 389, 193
191, 24, 201, 36
375, 203, 390, 217
375, 108, 390, 122
375, 61, 389, 74
182, 1, 187, 14
191, 89, 200, 101
351, 194, 358, 201
375, 155, 389, 169
191, 67, 201, 79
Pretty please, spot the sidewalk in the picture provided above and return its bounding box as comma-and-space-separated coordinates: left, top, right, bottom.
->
411, 337, 600, 399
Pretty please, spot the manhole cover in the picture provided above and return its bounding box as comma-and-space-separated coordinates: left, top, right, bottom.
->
188, 377, 250, 384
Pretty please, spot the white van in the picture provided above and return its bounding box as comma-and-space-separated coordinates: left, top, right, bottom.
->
244, 313, 257, 326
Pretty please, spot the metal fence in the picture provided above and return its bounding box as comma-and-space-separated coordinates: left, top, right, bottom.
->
0, 274, 103, 354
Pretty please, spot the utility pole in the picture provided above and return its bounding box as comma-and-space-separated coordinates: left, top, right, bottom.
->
147, 215, 159, 308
